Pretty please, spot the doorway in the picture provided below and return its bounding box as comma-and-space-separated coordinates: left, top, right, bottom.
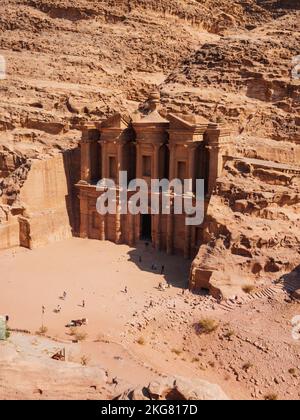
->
140, 214, 152, 241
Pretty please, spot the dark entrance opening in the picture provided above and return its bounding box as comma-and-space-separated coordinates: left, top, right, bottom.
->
140, 214, 152, 241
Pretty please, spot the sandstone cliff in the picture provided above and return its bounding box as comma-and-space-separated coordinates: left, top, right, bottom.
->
0, 130, 80, 249
190, 149, 300, 298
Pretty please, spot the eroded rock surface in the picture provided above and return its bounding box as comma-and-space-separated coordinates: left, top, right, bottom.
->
191, 154, 300, 299
115, 376, 229, 400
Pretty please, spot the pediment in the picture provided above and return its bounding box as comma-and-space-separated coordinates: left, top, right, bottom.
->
101, 113, 130, 129
167, 113, 209, 131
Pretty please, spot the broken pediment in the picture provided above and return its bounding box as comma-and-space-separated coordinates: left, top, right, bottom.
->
101, 113, 131, 129
167, 113, 210, 133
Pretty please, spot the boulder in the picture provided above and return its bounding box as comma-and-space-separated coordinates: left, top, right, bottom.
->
114, 376, 229, 401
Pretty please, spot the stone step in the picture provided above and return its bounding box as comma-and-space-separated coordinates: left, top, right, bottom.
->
285, 283, 299, 290
265, 288, 275, 296
219, 304, 234, 312
284, 278, 299, 284
270, 284, 283, 290
217, 281, 293, 312
283, 284, 294, 289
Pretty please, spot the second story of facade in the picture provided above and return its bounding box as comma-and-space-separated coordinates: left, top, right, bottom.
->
78, 92, 232, 196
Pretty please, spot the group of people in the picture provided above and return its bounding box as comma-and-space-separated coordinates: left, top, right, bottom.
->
151, 264, 165, 275
42, 292, 86, 316
158, 281, 170, 291
138, 254, 166, 276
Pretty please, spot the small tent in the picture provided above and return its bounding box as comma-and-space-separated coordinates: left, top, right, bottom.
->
0, 55, 6, 80
0, 315, 7, 340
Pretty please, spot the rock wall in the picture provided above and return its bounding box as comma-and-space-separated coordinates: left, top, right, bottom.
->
18, 152, 80, 249
0, 216, 20, 249
190, 152, 300, 299
0, 145, 30, 249
0, 146, 80, 251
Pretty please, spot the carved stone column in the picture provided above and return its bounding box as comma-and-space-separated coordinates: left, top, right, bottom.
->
101, 141, 108, 179
205, 123, 230, 196
191, 226, 196, 258
100, 213, 106, 241
154, 214, 161, 251
117, 142, 124, 186
79, 192, 89, 238
187, 144, 197, 195
168, 144, 176, 180
136, 143, 142, 179
128, 212, 135, 247
207, 145, 223, 196
115, 194, 122, 244
98, 140, 102, 180
167, 197, 174, 255
153, 144, 161, 250
167, 144, 175, 255
184, 224, 192, 259
80, 139, 92, 183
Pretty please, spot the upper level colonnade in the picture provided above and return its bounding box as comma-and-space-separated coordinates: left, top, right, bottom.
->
79, 92, 232, 196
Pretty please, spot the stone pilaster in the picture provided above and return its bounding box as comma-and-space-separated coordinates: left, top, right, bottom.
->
101, 141, 108, 179
79, 192, 89, 238
100, 215, 106, 241
117, 142, 124, 186
187, 144, 197, 195
136, 143, 142, 179
168, 144, 176, 181
205, 123, 232, 196
191, 226, 197, 257
98, 140, 102, 180
80, 139, 92, 183
128, 213, 135, 247
184, 224, 192, 259
154, 214, 161, 251
115, 194, 122, 244
207, 144, 222, 196
167, 197, 174, 255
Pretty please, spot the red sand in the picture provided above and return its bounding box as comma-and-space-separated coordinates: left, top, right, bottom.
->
1, 239, 300, 400
0, 238, 189, 340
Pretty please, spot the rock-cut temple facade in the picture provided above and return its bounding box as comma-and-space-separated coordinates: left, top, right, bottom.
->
76, 92, 232, 259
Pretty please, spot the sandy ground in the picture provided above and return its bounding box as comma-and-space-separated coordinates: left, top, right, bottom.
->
1, 238, 300, 400
0, 238, 191, 398
0, 238, 190, 339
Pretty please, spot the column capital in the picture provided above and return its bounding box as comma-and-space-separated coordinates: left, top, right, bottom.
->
186, 142, 198, 150
167, 143, 176, 151
152, 142, 164, 150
